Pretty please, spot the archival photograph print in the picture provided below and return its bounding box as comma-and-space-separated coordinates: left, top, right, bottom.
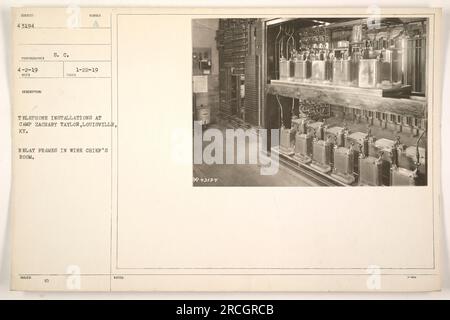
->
192, 17, 429, 187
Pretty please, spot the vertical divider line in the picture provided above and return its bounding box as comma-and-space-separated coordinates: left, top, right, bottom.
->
109, 11, 113, 292
116, 13, 120, 272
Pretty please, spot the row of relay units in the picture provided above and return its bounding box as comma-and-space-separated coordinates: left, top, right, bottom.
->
278, 117, 426, 186
275, 22, 405, 88
278, 52, 401, 89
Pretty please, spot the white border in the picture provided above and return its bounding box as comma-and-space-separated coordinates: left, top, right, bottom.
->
0, 0, 449, 299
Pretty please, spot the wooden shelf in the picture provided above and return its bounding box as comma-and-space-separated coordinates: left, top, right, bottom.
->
266, 80, 426, 118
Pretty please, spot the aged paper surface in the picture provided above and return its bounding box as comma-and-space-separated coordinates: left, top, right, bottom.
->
10, 7, 441, 291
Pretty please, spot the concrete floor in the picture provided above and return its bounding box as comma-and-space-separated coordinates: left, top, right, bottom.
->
193, 124, 315, 187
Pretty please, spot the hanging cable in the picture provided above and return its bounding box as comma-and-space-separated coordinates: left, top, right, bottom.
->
291, 97, 295, 117
274, 25, 282, 78
279, 26, 285, 59
415, 130, 426, 168
275, 94, 285, 128
287, 26, 295, 59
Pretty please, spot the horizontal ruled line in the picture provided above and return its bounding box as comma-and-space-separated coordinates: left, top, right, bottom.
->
19, 43, 111, 46
20, 60, 112, 62
17, 273, 439, 277
33, 27, 111, 29
20, 76, 111, 79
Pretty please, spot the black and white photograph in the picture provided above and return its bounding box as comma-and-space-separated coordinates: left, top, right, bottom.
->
2, 4, 446, 297
192, 17, 429, 187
